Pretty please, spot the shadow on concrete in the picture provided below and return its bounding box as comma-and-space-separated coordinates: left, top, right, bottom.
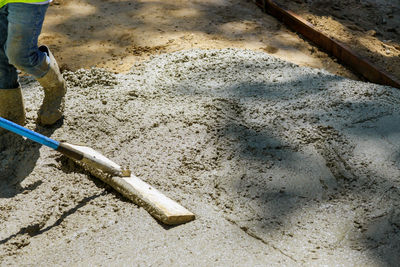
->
0, 120, 62, 198
169, 54, 400, 264
0, 192, 104, 246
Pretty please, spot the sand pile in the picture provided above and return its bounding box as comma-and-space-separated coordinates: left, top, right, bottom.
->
1, 49, 399, 266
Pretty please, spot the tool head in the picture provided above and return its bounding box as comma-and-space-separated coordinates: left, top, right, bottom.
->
62, 143, 131, 177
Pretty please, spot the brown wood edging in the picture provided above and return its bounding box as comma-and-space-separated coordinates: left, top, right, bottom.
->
254, 0, 400, 89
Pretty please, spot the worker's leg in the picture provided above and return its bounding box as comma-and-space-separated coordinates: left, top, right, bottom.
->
0, 6, 19, 89
5, 3, 66, 126
5, 3, 49, 78
0, 5, 25, 126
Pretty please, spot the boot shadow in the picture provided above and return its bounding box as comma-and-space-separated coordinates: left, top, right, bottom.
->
0, 121, 61, 198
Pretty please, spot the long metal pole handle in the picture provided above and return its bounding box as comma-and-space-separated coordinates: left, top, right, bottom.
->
0, 117, 60, 149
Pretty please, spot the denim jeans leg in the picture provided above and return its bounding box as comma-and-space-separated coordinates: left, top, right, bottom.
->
0, 6, 19, 89
4, 3, 49, 81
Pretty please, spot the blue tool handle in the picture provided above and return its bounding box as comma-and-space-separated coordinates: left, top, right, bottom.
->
0, 117, 60, 150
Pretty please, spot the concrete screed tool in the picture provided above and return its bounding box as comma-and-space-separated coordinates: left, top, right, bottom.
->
0, 117, 195, 225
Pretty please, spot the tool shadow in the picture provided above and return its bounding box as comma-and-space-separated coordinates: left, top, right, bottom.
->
0, 120, 63, 198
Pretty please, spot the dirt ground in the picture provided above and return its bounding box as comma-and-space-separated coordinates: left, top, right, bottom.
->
1, 0, 400, 266
40, 0, 360, 78
39, 0, 399, 82
273, 0, 400, 81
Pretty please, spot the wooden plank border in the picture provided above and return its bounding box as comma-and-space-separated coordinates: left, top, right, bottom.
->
254, 0, 400, 89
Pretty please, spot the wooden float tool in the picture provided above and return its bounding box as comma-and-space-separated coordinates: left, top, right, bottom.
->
0, 117, 195, 225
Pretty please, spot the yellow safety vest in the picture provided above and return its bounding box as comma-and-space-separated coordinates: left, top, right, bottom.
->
0, 0, 48, 9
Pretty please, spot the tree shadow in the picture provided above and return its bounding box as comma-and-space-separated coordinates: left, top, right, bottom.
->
166, 52, 400, 264
42, 0, 343, 74
48, 0, 272, 45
